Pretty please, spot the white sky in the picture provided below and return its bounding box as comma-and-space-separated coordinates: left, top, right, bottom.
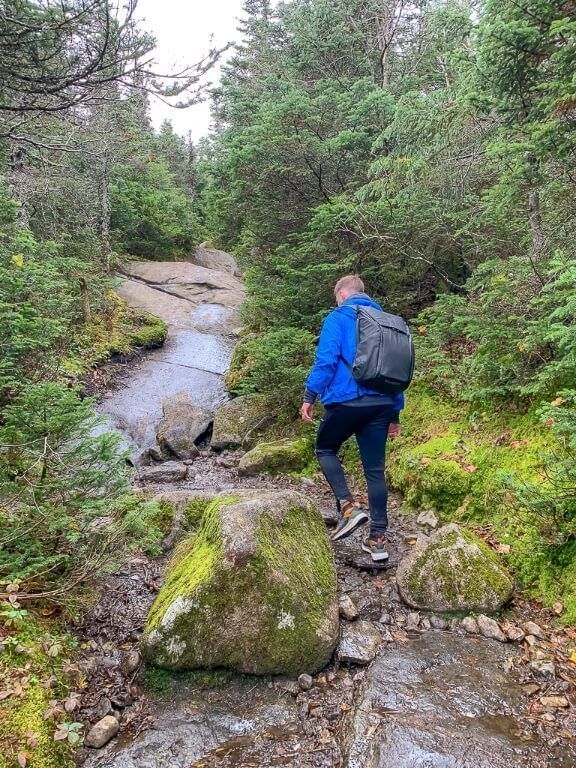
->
136, 0, 246, 140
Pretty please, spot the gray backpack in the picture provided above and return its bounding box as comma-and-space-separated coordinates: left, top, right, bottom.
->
340, 305, 414, 394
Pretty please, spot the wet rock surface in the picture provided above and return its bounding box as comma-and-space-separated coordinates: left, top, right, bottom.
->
156, 393, 212, 459
345, 632, 574, 768
84, 258, 576, 768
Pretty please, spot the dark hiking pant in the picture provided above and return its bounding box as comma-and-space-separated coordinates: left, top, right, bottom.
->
315, 401, 395, 538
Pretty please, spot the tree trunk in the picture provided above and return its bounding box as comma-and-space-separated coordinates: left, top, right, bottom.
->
528, 186, 546, 259
80, 278, 91, 324
99, 157, 112, 273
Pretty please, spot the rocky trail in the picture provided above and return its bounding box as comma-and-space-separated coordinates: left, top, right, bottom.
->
77, 253, 576, 768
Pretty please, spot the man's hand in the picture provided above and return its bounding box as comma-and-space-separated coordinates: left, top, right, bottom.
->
301, 403, 314, 422
389, 423, 401, 439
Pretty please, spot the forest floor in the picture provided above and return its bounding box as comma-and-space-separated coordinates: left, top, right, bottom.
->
74, 257, 576, 768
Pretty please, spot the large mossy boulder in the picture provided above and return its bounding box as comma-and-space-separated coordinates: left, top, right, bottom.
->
210, 395, 270, 450
238, 437, 313, 476
141, 490, 339, 675
396, 523, 513, 613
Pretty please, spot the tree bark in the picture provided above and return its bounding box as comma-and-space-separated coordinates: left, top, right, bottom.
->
99, 157, 112, 273
80, 277, 91, 324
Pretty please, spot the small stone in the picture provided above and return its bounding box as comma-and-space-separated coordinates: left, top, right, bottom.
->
461, 616, 479, 635
122, 650, 141, 675
505, 624, 525, 643
299, 477, 316, 487
96, 655, 119, 670
525, 634, 538, 647
522, 621, 546, 640
540, 695, 569, 709
275, 680, 300, 697
539, 712, 556, 722
420, 617, 431, 630
298, 673, 314, 691
416, 509, 439, 529
339, 595, 359, 621
476, 614, 507, 642
529, 659, 556, 678
406, 612, 420, 630
85, 715, 119, 749
138, 461, 188, 484
552, 601, 564, 616
379, 612, 392, 625
523, 683, 541, 696
429, 615, 449, 630
338, 621, 381, 665
93, 697, 113, 721
309, 704, 323, 718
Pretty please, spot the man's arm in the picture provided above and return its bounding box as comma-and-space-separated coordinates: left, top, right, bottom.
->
301, 313, 341, 420
389, 391, 405, 438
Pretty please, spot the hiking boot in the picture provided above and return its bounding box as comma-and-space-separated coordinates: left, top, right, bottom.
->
361, 534, 389, 562
331, 499, 369, 541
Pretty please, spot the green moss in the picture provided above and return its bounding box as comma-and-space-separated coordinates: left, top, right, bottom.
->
184, 497, 213, 528
390, 382, 576, 619
239, 437, 314, 476
404, 526, 512, 611
62, 293, 167, 378
143, 494, 337, 675
0, 616, 75, 768
143, 666, 232, 696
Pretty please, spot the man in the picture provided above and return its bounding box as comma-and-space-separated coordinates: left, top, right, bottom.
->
301, 275, 404, 562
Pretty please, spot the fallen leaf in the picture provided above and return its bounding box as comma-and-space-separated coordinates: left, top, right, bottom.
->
17, 751, 29, 768
496, 544, 511, 554
464, 465, 477, 473
551, 397, 565, 407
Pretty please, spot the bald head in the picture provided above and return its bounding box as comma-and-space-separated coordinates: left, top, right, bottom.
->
334, 275, 365, 306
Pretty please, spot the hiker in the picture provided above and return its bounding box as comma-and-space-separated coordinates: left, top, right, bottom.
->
301, 275, 412, 562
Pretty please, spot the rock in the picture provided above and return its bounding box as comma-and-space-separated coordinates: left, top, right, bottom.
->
396, 523, 513, 613
406, 611, 421, 630
191, 246, 239, 275
142, 490, 339, 675
529, 659, 556, 678
275, 679, 300, 697
238, 437, 313, 476
85, 715, 120, 749
476, 614, 507, 642
461, 616, 479, 635
522, 621, 546, 640
122, 650, 141, 675
93, 697, 113, 721
416, 509, 439, 529
338, 620, 381, 665
157, 393, 212, 459
339, 595, 359, 621
429, 615, 449, 630
344, 632, 570, 768
504, 624, 525, 643
138, 461, 188, 484
211, 395, 271, 450
379, 612, 392, 625
540, 696, 569, 709
298, 673, 314, 691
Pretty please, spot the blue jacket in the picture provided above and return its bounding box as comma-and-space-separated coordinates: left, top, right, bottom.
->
304, 293, 405, 419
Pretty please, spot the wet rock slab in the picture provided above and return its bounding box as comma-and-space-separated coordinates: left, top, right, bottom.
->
345, 631, 576, 768
85, 679, 298, 768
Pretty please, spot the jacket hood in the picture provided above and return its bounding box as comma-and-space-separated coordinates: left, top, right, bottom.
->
340, 293, 382, 311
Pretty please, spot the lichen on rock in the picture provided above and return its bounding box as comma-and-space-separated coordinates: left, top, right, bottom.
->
141, 490, 339, 675
210, 395, 271, 450
396, 523, 513, 613
238, 437, 313, 476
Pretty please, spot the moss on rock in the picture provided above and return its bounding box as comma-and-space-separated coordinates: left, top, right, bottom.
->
238, 437, 314, 476
396, 523, 513, 613
210, 395, 271, 450
141, 490, 339, 675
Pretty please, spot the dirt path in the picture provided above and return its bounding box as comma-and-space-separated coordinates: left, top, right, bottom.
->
79, 258, 576, 768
